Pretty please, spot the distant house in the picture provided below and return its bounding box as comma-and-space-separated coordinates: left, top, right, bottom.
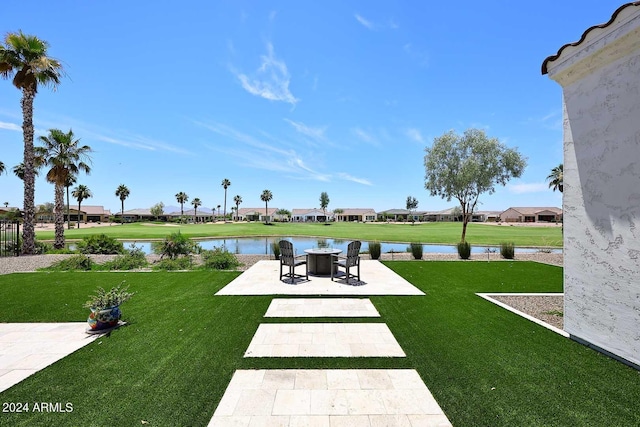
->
166, 209, 213, 223
478, 211, 502, 222
334, 208, 376, 222
292, 208, 331, 222
115, 208, 165, 222
500, 207, 562, 223
236, 207, 284, 222
65, 205, 111, 223
422, 207, 485, 222
377, 209, 411, 221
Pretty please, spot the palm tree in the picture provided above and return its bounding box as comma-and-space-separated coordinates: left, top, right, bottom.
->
547, 164, 563, 193
233, 195, 242, 221
1, 32, 64, 254
71, 184, 92, 228
0, 161, 4, 174
260, 189, 273, 224
191, 197, 202, 222
175, 192, 188, 218
36, 128, 92, 248
221, 178, 231, 220
12, 162, 40, 181
115, 184, 130, 224
64, 174, 77, 229
217, 204, 221, 217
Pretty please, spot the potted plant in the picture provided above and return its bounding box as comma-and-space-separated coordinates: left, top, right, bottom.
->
84, 282, 134, 332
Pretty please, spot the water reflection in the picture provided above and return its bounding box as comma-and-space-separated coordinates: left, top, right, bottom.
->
125, 236, 561, 256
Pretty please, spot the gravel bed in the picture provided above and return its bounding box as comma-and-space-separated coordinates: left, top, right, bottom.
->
491, 295, 564, 330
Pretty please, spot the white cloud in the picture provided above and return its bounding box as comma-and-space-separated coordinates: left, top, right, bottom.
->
354, 14, 374, 29
508, 182, 549, 194
235, 43, 298, 105
0, 121, 21, 132
284, 119, 326, 139
352, 127, 377, 145
406, 128, 424, 144
337, 172, 372, 186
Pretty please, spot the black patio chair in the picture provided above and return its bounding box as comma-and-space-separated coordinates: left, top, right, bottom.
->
279, 240, 308, 283
331, 240, 361, 282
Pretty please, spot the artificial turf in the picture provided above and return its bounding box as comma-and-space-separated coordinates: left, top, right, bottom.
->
0, 263, 638, 426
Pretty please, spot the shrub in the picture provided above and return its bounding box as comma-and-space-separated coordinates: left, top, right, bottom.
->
270, 242, 280, 260
102, 245, 148, 270
200, 247, 241, 270
77, 234, 124, 254
368, 241, 381, 260
35, 240, 53, 254
83, 282, 134, 310
152, 257, 193, 271
500, 242, 515, 259
410, 242, 423, 260
457, 241, 471, 260
155, 232, 200, 259
47, 254, 95, 271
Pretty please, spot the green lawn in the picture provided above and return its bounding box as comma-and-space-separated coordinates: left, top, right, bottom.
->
0, 262, 638, 426
36, 221, 563, 247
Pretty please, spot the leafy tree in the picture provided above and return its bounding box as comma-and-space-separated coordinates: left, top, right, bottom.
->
72, 184, 92, 228
333, 208, 344, 221
115, 184, 130, 222
175, 192, 188, 217
150, 202, 164, 220
221, 178, 231, 219
36, 129, 92, 249
260, 189, 273, 224
319, 192, 330, 223
37, 202, 53, 225
276, 208, 291, 220
233, 195, 242, 221
191, 197, 202, 222
1, 31, 64, 254
424, 128, 526, 242
547, 164, 563, 193
406, 196, 418, 224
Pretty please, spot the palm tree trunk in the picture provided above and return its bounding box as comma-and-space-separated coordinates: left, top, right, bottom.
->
21, 89, 36, 255
77, 201, 82, 228
54, 183, 65, 249
66, 185, 71, 229
121, 200, 124, 224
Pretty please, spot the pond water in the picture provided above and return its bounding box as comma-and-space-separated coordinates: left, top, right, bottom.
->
119, 236, 561, 255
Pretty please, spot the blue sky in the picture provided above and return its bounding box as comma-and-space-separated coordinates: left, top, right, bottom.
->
0, 1, 625, 214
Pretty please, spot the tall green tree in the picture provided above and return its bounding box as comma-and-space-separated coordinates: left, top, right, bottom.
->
1, 31, 64, 254
71, 184, 92, 228
150, 202, 164, 221
233, 195, 242, 221
64, 174, 76, 230
221, 178, 231, 220
319, 191, 330, 223
547, 164, 563, 193
191, 197, 202, 222
424, 128, 526, 242
406, 196, 418, 224
36, 128, 92, 248
175, 192, 188, 218
115, 184, 130, 223
260, 189, 273, 224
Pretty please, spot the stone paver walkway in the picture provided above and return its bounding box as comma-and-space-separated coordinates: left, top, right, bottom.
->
0, 323, 99, 393
216, 260, 425, 296
265, 298, 380, 318
245, 323, 405, 358
208, 369, 451, 426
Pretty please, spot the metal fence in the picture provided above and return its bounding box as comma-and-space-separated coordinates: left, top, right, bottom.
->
0, 220, 20, 257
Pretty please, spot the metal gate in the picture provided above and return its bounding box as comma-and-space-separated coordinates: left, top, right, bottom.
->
0, 220, 20, 257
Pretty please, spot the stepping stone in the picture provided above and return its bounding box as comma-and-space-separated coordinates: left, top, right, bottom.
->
0, 323, 100, 393
208, 369, 452, 426
264, 298, 380, 318
244, 323, 405, 358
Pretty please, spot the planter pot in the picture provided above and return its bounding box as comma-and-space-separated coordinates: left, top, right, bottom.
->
87, 306, 121, 331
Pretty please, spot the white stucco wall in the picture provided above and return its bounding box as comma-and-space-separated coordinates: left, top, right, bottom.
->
546, 5, 640, 367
